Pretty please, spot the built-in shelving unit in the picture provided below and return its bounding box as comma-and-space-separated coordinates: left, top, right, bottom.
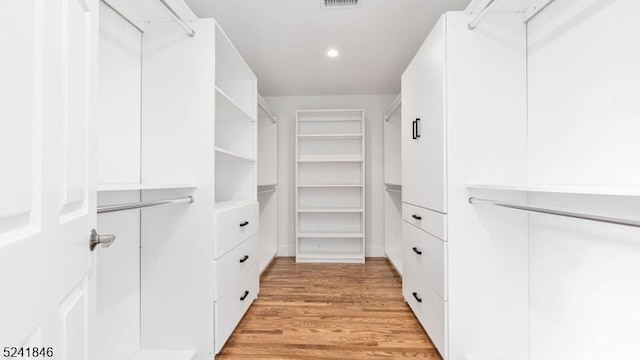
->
295, 109, 365, 263
383, 94, 402, 275
214, 30, 257, 206
211, 22, 259, 355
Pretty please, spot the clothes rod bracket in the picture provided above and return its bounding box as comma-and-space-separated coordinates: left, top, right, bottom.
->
156, 0, 196, 37
98, 196, 194, 214
469, 197, 640, 228
468, 0, 499, 30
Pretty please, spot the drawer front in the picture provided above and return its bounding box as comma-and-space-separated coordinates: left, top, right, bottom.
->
402, 202, 446, 241
214, 261, 259, 354
403, 221, 447, 300
214, 234, 258, 301
215, 202, 259, 258
403, 260, 447, 358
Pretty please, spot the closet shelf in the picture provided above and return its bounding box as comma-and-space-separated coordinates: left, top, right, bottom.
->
215, 86, 256, 123
297, 134, 363, 140
297, 184, 362, 188
215, 147, 256, 162
97, 183, 197, 192
467, 183, 640, 197
297, 158, 363, 163
297, 208, 363, 213
297, 117, 363, 122
297, 232, 363, 238
216, 199, 256, 212
258, 183, 277, 188
129, 350, 196, 360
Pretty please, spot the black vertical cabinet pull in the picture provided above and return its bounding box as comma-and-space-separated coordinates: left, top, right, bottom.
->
415, 118, 421, 138
239, 255, 249, 263
412, 120, 416, 139
240, 290, 249, 301
412, 292, 423, 303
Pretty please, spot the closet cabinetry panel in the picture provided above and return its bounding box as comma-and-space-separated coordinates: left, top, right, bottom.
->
400, 12, 528, 360
214, 235, 257, 300
214, 203, 259, 259
401, 15, 447, 214
402, 203, 447, 240
402, 222, 447, 300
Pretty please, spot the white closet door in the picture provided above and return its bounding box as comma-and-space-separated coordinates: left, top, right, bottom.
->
0, 0, 97, 357
403, 16, 447, 213
401, 54, 420, 205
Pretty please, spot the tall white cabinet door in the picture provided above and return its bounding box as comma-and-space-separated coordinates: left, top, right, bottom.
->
401, 52, 420, 205
402, 16, 447, 214
0, 0, 97, 357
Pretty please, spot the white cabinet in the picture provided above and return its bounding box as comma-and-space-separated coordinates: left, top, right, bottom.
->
295, 109, 366, 263
212, 22, 260, 354
401, 15, 447, 214
400, 12, 528, 360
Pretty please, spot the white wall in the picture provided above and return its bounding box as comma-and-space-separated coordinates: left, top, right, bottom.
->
527, 1, 640, 359
264, 94, 396, 257
93, 3, 142, 360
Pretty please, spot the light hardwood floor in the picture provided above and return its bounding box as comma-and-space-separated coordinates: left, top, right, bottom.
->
218, 257, 442, 359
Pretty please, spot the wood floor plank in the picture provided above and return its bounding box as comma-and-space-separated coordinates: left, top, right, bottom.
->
218, 257, 441, 359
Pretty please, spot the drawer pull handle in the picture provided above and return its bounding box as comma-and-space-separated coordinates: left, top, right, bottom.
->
412, 214, 422, 220
240, 290, 249, 301
412, 292, 423, 303
412, 247, 422, 255
239, 255, 249, 263
239, 221, 249, 227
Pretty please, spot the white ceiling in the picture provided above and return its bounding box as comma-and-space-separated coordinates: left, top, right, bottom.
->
184, 0, 471, 96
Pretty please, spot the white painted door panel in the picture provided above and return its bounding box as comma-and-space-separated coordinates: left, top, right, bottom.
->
0, 0, 97, 357
402, 16, 447, 214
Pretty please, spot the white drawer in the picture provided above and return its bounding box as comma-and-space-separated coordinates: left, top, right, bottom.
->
214, 261, 259, 354
214, 234, 257, 301
403, 259, 447, 358
215, 202, 259, 258
403, 220, 447, 300
402, 202, 447, 241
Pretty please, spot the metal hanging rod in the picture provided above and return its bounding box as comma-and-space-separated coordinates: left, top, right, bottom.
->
468, 0, 500, 30
98, 196, 194, 214
156, 0, 196, 37
384, 94, 401, 122
100, 0, 145, 33
469, 197, 640, 228
258, 94, 277, 124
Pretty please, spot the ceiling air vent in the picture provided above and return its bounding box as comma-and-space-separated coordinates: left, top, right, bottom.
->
323, 0, 359, 8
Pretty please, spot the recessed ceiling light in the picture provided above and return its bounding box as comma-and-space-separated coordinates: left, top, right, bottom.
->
327, 49, 339, 58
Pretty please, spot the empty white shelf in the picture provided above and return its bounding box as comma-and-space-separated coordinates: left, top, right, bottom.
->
297, 208, 363, 213
467, 183, 640, 197
297, 232, 364, 238
384, 182, 402, 187
215, 86, 256, 122
297, 134, 363, 140
215, 147, 256, 162
129, 350, 196, 360
297, 184, 362, 188
97, 183, 197, 192
216, 199, 256, 212
297, 158, 363, 163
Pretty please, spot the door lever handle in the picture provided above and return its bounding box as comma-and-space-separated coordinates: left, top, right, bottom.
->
90, 229, 116, 251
